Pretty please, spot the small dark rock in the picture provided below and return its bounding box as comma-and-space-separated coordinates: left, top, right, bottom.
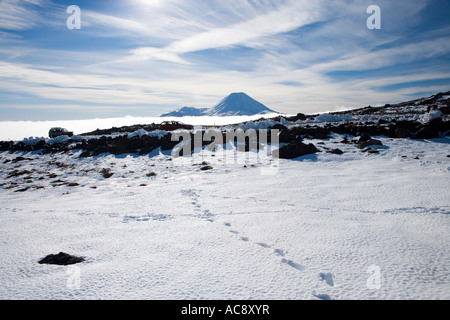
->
79, 151, 91, 158
38, 252, 85, 265
293, 113, 307, 121
100, 168, 113, 178
414, 127, 439, 139
394, 127, 411, 139
12, 156, 27, 163
358, 132, 372, 142
358, 139, 383, 149
14, 187, 30, 192
66, 182, 80, 187
200, 165, 213, 171
275, 141, 319, 159
312, 131, 330, 140
8, 169, 32, 178
340, 137, 350, 144
328, 148, 344, 155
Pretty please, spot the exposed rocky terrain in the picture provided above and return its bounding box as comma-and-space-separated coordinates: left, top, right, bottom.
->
0, 91, 448, 159
0, 92, 448, 194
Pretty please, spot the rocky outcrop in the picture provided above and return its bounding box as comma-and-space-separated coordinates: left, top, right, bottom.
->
270, 124, 295, 143
0, 110, 448, 158
38, 252, 85, 265
275, 140, 320, 159
357, 133, 383, 149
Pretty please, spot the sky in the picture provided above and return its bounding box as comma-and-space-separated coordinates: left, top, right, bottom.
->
0, 0, 449, 121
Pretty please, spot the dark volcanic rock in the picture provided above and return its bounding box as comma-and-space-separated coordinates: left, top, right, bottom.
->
289, 125, 331, 140
393, 127, 412, 138
270, 124, 295, 143
358, 138, 383, 149
290, 113, 307, 121
38, 252, 85, 265
414, 126, 439, 139
160, 133, 179, 151
79, 151, 91, 158
439, 106, 450, 115
357, 132, 372, 142
109, 136, 137, 155
139, 135, 160, 154
275, 141, 319, 159
100, 168, 114, 179
413, 116, 443, 139
328, 148, 344, 155
356, 133, 383, 149
80, 124, 158, 136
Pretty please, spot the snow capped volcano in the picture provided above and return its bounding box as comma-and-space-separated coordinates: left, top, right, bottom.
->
207, 92, 277, 116
161, 92, 278, 117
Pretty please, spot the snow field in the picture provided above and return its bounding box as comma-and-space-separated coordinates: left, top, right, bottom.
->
0, 134, 449, 299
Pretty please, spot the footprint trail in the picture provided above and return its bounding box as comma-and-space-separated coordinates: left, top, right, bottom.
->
223, 221, 333, 299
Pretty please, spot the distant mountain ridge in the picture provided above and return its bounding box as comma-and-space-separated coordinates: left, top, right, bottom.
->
161, 106, 208, 117
161, 92, 278, 117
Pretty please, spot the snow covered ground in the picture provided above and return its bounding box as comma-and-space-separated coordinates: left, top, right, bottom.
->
0, 132, 449, 300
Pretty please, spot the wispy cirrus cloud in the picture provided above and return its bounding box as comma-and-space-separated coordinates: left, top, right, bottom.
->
0, 0, 449, 120
0, 0, 62, 30
310, 36, 450, 74
0, 0, 42, 30
125, 1, 324, 64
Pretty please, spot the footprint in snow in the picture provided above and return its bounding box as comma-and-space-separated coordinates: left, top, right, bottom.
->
312, 292, 332, 300
281, 258, 305, 271
201, 209, 214, 222
224, 222, 300, 269
319, 272, 335, 287
224, 223, 239, 234
223, 222, 304, 273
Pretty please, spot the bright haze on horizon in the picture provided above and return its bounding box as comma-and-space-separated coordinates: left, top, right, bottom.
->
0, 0, 449, 121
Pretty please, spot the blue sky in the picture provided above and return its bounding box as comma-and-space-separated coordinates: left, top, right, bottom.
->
0, 0, 449, 120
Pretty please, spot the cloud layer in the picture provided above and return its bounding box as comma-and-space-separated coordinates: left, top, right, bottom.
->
0, 0, 449, 120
